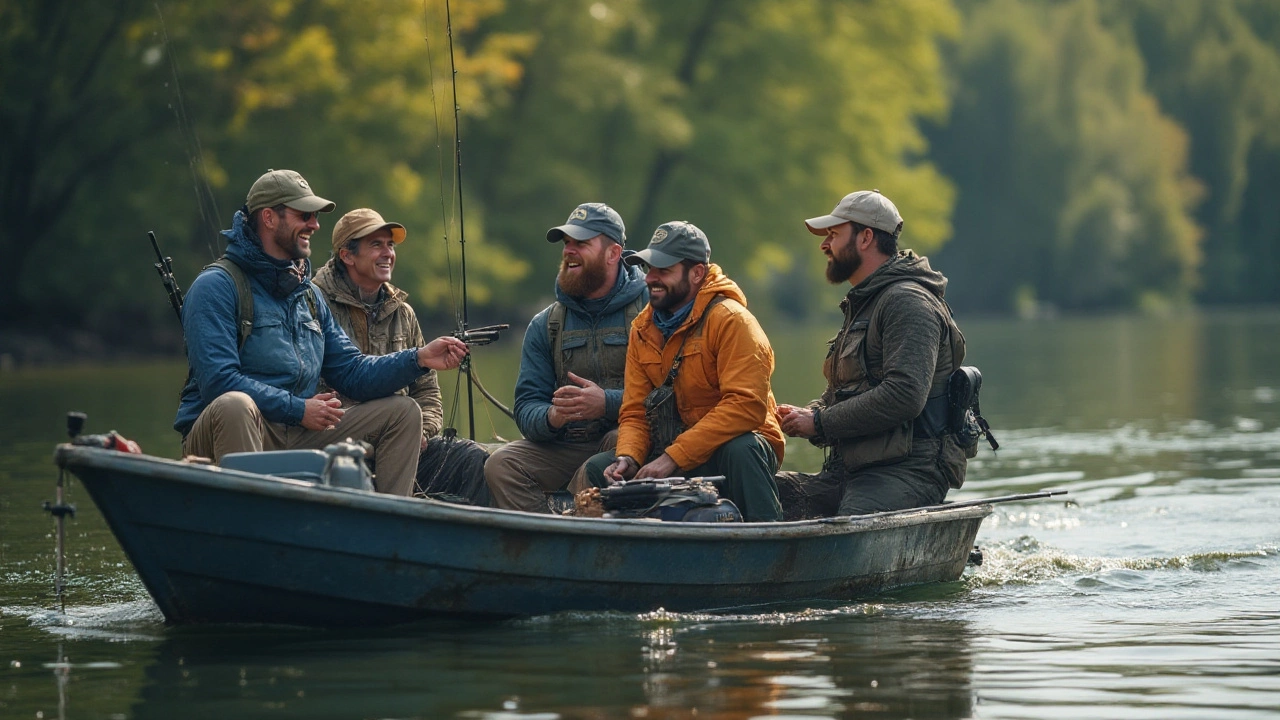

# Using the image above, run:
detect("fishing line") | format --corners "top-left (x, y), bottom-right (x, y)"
top-left (422, 0), bottom-right (463, 329)
top-left (154, 1), bottom-right (222, 260)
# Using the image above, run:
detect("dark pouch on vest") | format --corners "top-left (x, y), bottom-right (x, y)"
top-left (948, 366), bottom-right (999, 456)
top-left (643, 384), bottom-right (685, 463)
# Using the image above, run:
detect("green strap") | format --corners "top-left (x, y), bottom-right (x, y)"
top-left (208, 258), bottom-right (255, 349)
top-left (207, 257), bottom-right (318, 349)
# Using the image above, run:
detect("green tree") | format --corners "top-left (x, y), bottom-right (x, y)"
top-left (929, 0), bottom-right (1202, 313)
top-left (1102, 0), bottom-right (1280, 304)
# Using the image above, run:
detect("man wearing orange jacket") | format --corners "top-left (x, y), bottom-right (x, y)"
top-left (581, 221), bottom-right (785, 521)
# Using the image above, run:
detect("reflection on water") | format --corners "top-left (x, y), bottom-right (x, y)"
top-left (3, 311), bottom-right (1280, 718)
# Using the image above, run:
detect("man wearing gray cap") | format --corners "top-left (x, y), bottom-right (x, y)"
top-left (312, 208), bottom-right (492, 505)
top-left (484, 202), bottom-right (649, 513)
top-left (774, 190), bottom-right (971, 517)
top-left (581, 221), bottom-right (786, 522)
top-left (174, 170), bottom-right (469, 496)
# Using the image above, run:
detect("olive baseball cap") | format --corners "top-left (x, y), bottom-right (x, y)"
top-left (624, 221), bottom-right (711, 269)
top-left (331, 208), bottom-right (406, 253)
top-left (246, 169), bottom-right (337, 215)
top-left (805, 189), bottom-right (903, 237)
top-left (546, 202), bottom-right (627, 247)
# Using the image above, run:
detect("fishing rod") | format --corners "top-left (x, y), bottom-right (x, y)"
top-left (436, 0), bottom-right (508, 439)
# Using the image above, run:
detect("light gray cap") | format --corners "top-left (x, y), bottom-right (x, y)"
top-left (805, 189), bottom-right (903, 237)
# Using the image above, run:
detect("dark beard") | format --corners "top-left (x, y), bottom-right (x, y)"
top-left (273, 224), bottom-right (310, 260)
top-left (650, 272), bottom-right (693, 312)
top-left (825, 244), bottom-right (861, 283)
top-left (557, 255), bottom-right (609, 298)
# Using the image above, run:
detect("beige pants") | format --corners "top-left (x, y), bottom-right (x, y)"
top-left (182, 391), bottom-right (423, 496)
top-left (484, 430), bottom-right (617, 513)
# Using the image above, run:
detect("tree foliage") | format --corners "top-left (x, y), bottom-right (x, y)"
top-left (929, 0), bottom-right (1202, 313)
top-left (2, 0), bottom-right (1279, 351)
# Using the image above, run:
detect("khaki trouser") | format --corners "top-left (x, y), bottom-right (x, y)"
top-left (484, 430), bottom-right (618, 513)
top-left (181, 391), bottom-right (423, 496)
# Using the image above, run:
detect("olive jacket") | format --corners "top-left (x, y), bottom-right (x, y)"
top-left (312, 261), bottom-right (444, 441)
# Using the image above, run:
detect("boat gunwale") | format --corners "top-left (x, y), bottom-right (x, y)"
top-left (56, 444), bottom-right (992, 541)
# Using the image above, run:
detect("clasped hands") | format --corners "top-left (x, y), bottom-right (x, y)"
top-left (776, 403), bottom-right (817, 438)
top-left (602, 452), bottom-right (680, 485)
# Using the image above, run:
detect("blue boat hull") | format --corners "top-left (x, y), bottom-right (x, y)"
top-left (57, 445), bottom-right (991, 625)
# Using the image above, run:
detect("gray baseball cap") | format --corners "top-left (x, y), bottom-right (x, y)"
top-left (624, 221), bottom-right (711, 269)
top-left (546, 202), bottom-right (627, 247)
top-left (805, 189), bottom-right (903, 237)
top-left (246, 169), bottom-right (336, 214)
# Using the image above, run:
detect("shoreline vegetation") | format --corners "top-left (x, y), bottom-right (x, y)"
top-left (7, 303), bottom-right (1280, 372)
top-left (3, 0), bottom-right (1278, 345)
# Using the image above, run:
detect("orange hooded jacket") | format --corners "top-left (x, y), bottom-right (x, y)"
top-left (615, 264), bottom-right (786, 470)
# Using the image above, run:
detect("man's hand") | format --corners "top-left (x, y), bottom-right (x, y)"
top-left (603, 455), bottom-right (639, 484)
top-left (635, 452), bottom-right (679, 479)
top-left (777, 404), bottom-right (817, 438)
top-left (551, 372), bottom-right (607, 423)
top-left (418, 336), bottom-right (469, 370)
top-left (301, 392), bottom-right (345, 431)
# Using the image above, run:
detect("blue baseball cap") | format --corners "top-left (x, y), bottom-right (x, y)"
top-left (546, 202), bottom-right (627, 247)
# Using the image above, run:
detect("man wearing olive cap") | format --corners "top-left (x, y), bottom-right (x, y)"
top-left (484, 202), bottom-right (649, 513)
top-left (174, 170), bottom-right (469, 496)
top-left (580, 221), bottom-right (785, 522)
top-left (774, 190), bottom-right (972, 517)
top-left (312, 208), bottom-right (491, 504)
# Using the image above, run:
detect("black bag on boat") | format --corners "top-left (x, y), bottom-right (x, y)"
top-left (600, 478), bottom-right (742, 522)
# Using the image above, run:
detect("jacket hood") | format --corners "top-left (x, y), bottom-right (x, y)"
top-left (554, 255), bottom-right (648, 316)
top-left (636, 263), bottom-right (745, 335)
top-left (849, 250), bottom-right (947, 304)
top-left (314, 259), bottom-right (408, 322)
top-left (222, 209), bottom-right (313, 300)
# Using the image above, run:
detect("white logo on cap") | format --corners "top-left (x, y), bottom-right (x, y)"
top-left (297, 178), bottom-right (310, 189)
top-left (651, 228), bottom-right (668, 244)
top-left (570, 208), bottom-right (588, 221)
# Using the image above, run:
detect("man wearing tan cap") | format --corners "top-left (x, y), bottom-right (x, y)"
top-left (773, 190), bottom-right (973, 518)
top-left (313, 208), bottom-right (491, 505)
top-left (174, 170), bottom-right (470, 496)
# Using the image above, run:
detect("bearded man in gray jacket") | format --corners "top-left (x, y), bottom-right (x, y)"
top-left (774, 190), bottom-right (971, 518)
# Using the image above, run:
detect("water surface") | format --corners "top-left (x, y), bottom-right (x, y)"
top-left (2, 311), bottom-right (1278, 718)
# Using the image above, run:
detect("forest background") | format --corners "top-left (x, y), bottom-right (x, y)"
top-left (2, 0), bottom-right (1278, 361)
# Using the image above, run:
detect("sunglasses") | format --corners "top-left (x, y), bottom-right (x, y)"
top-left (289, 208), bottom-right (318, 223)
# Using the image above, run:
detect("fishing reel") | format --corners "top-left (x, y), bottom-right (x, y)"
top-left (453, 323), bottom-right (509, 346)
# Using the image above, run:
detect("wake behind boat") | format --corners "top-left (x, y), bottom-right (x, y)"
top-left (52, 442), bottom-right (1061, 626)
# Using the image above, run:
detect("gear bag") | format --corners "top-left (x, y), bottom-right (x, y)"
top-left (642, 296), bottom-right (725, 463)
top-left (599, 477), bottom-right (742, 522)
top-left (948, 366), bottom-right (999, 456)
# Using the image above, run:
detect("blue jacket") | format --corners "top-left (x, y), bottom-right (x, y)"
top-left (174, 211), bottom-right (426, 435)
top-left (513, 262), bottom-right (649, 441)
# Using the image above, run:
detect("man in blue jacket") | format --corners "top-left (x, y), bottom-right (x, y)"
top-left (484, 203), bottom-right (648, 512)
top-left (175, 169), bottom-right (468, 496)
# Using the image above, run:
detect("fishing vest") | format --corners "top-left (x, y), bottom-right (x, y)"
top-left (546, 295), bottom-right (645, 441)
top-left (822, 279), bottom-right (965, 473)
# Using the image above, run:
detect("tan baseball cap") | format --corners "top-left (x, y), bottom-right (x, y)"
top-left (246, 169), bottom-right (336, 214)
top-left (331, 208), bottom-right (406, 253)
top-left (805, 190), bottom-right (903, 237)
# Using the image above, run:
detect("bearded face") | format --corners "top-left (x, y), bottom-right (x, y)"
top-left (825, 240), bottom-right (861, 284)
top-left (557, 237), bottom-right (614, 298)
top-left (647, 263), bottom-right (696, 312)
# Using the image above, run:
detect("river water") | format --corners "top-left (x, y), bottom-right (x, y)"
top-left (2, 310), bottom-right (1278, 719)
